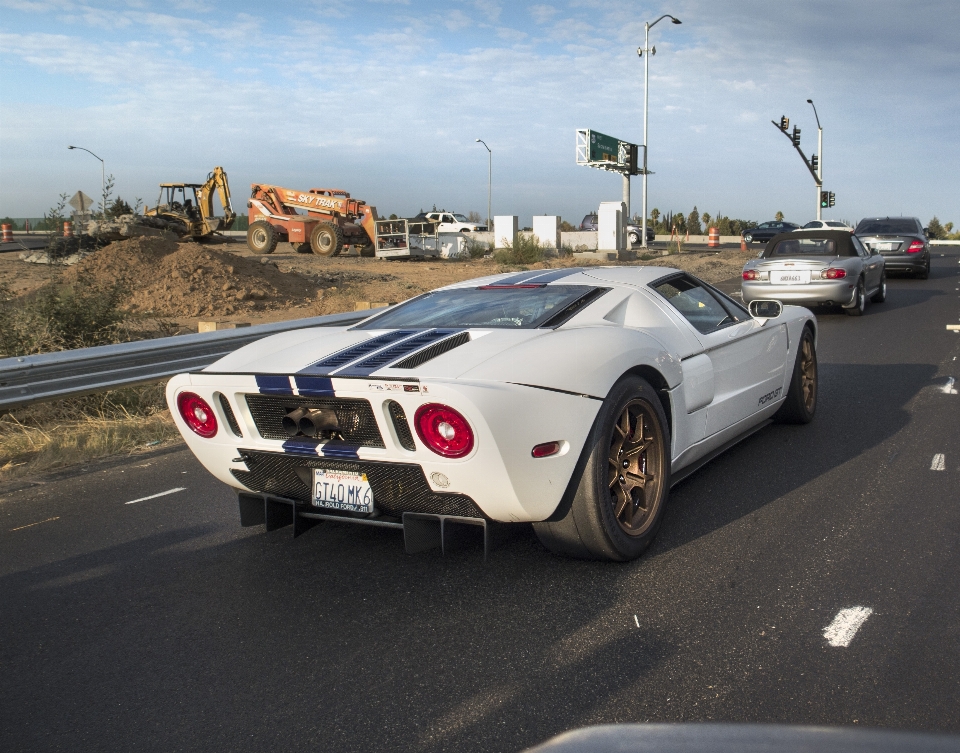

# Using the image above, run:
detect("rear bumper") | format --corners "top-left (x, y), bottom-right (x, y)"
top-left (741, 279), bottom-right (856, 305)
top-left (881, 254), bottom-right (928, 271)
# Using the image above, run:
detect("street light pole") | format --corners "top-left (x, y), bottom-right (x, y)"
top-left (638, 14), bottom-right (681, 250)
top-left (67, 146), bottom-right (105, 212)
top-left (807, 99), bottom-right (823, 220)
top-left (475, 139), bottom-right (492, 230)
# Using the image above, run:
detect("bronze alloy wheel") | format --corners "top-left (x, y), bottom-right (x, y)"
top-left (607, 399), bottom-right (665, 536)
top-left (800, 337), bottom-right (817, 413)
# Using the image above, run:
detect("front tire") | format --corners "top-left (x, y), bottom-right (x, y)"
top-left (845, 278), bottom-right (866, 316)
top-left (533, 376), bottom-right (670, 561)
top-left (247, 221), bottom-right (278, 254)
top-left (744, 234), bottom-right (753, 243)
top-left (310, 222), bottom-right (344, 256)
top-left (774, 326), bottom-right (817, 424)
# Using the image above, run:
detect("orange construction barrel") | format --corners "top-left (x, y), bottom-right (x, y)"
top-left (708, 227), bottom-right (719, 248)
top-left (1, 224), bottom-right (12, 243)
top-left (63, 221), bottom-right (73, 238)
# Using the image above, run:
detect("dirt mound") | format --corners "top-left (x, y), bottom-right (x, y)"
top-left (67, 237), bottom-right (320, 317)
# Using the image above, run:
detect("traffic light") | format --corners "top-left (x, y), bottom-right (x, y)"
top-left (791, 126), bottom-right (801, 147)
top-left (820, 191), bottom-right (829, 208)
top-left (810, 154), bottom-right (819, 171)
top-left (780, 116), bottom-right (789, 131)
top-left (627, 143), bottom-right (639, 175)
top-left (828, 191), bottom-right (835, 207)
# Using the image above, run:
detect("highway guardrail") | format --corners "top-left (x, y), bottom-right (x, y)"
top-left (0, 309), bottom-right (380, 411)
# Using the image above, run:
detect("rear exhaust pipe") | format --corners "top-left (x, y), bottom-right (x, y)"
top-left (281, 407), bottom-right (309, 436)
top-left (298, 408), bottom-right (340, 437)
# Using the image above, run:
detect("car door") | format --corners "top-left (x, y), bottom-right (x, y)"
top-left (651, 274), bottom-right (788, 438)
top-left (852, 235), bottom-right (882, 292)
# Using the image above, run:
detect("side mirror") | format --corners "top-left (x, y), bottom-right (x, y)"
top-left (749, 299), bottom-right (783, 322)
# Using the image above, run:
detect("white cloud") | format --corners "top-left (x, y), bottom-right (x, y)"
top-left (529, 4), bottom-right (558, 24)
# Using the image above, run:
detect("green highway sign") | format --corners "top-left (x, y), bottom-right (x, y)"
top-left (588, 130), bottom-right (621, 163)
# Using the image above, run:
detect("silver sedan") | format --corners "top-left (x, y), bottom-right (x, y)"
top-left (741, 230), bottom-right (886, 316)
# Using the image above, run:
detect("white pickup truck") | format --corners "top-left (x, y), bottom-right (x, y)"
top-left (415, 211), bottom-right (487, 233)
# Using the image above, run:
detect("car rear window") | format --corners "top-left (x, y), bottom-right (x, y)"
top-left (765, 238), bottom-right (841, 257)
top-left (355, 285), bottom-right (599, 329)
top-left (855, 219), bottom-right (918, 235)
top-left (826, 222), bottom-right (848, 228)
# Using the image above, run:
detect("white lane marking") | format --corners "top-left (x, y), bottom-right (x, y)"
top-left (10, 516), bottom-right (59, 532)
top-left (948, 325), bottom-right (960, 331)
top-left (931, 454), bottom-right (946, 471)
top-left (633, 615), bottom-right (640, 628)
top-left (942, 377), bottom-right (958, 394)
top-left (124, 487), bottom-right (187, 505)
top-left (824, 606), bottom-right (873, 647)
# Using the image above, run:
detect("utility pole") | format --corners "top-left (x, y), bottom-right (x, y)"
top-left (771, 104), bottom-right (827, 219)
top-left (638, 14), bottom-right (681, 249)
top-left (807, 99), bottom-right (823, 220)
top-left (475, 139), bottom-right (492, 229)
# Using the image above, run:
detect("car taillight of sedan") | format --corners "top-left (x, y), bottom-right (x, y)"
top-left (742, 270), bottom-right (769, 281)
top-left (820, 268), bottom-right (847, 280)
top-left (906, 240), bottom-right (925, 254)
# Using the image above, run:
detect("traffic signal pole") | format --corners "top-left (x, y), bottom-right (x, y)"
top-left (771, 104), bottom-right (826, 220)
top-left (808, 99), bottom-right (823, 221)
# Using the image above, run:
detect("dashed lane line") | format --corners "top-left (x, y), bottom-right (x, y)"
top-left (931, 454), bottom-right (946, 471)
top-left (942, 377), bottom-right (958, 394)
top-left (124, 487), bottom-right (187, 505)
top-left (824, 607), bottom-right (874, 647)
top-left (9, 516), bottom-right (59, 532)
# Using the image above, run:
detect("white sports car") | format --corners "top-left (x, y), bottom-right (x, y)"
top-left (167, 266), bottom-right (818, 561)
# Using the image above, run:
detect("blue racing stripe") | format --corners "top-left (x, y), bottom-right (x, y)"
top-left (281, 439), bottom-right (321, 456)
top-left (336, 328), bottom-right (461, 376)
top-left (256, 375), bottom-right (294, 395)
top-left (300, 330), bottom-right (417, 374)
top-left (319, 445), bottom-right (361, 459)
top-left (294, 376), bottom-right (335, 396)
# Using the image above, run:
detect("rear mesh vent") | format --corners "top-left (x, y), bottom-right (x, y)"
top-left (387, 400), bottom-right (416, 451)
top-left (394, 332), bottom-right (471, 369)
top-left (218, 393), bottom-right (243, 437)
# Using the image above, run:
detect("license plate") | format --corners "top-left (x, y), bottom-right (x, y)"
top-left (312, 468), bottom-right (373, 513)
top-left (771, 270), bottom-right (810, 285)
top-left (877, 242), bottom-right (897, 251)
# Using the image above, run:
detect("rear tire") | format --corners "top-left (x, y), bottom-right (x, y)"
top-left (870, 272), bottom-right (886, 302)
top-left (774, 327), bottom-right (817, 424)
top-left (845, 278), bottom-right (866, 316)
top-left (628, 231), bottom-right (639, 246)
top-left (247, 221), bottom-right (278, 254)
top-left (533, 376), bottom-right (670, 562)
top-left (310, 222), bottom-right (344, 256)
top-left (918, 262), bottom-right (930, 280)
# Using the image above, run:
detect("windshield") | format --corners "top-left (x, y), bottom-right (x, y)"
top-left (356, 285), bottom-right (595, 329)
top-left (451, 214), bottom-right (469, 222)
top-left (855, 219), bottom-right (917, 235)
top-left (765, 238), bottom-right (839, 257)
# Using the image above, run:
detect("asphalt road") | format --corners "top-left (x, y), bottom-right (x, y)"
top-left (2, 251), bottom-right (959, 752)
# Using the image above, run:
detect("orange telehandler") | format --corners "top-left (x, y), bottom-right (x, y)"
top-left (246, 184), bottom-right (378, 256)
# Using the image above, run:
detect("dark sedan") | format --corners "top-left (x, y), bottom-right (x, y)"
top-left (854, 216), bottom-right (931, 279)
top-left (742, 220), bottom-right (800, 244)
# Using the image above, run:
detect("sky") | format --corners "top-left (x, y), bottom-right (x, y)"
top-left (1, 0), bottom-right (958, 227)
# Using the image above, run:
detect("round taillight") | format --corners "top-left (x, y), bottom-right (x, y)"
top-left (414, 403), bottom-right (474, 458)
top-left (177, 392), bottom-right (218, 438)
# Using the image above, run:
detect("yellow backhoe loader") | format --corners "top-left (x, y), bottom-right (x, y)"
top-left (144, 166), bottom-right (236, 238)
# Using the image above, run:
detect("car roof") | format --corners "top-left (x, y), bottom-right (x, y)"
top-left (440, 266), bottom-right (680, 291)
top-left (764, 229), bottom-right (855, 255)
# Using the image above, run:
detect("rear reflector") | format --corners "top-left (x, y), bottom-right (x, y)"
top-left (821, 268), bottom-right (847, 279)
top-left (907, 240), bottom-right (924, 253)
top-left (531, 441), bottom-right (561, 458)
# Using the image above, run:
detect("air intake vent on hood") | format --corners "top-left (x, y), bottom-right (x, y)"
top-left (394, 331), bottom-right (471, 369)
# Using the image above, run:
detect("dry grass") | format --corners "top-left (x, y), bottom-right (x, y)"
top-left (0, 384), bottom-right (183, 482)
